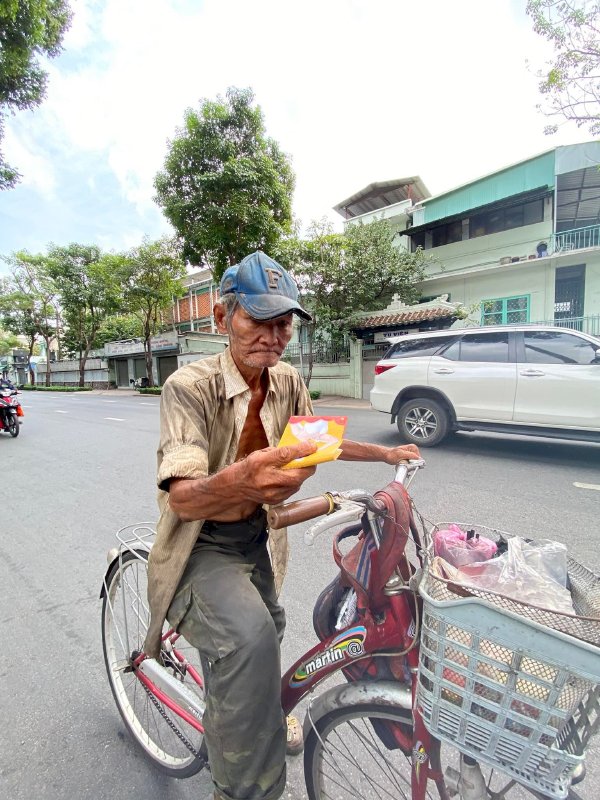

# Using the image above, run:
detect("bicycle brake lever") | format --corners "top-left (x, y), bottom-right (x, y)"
top-left (304, 501), bottom-right (364, 546)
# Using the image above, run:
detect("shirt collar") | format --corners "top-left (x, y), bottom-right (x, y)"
top-left (221, 346), bottom-right (275, 400)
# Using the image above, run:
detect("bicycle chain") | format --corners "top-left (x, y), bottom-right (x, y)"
top-left (139, 673), bottom-right (205, 761)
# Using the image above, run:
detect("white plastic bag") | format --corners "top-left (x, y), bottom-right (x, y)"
top-left (436, 537), bottom-right (575, 615)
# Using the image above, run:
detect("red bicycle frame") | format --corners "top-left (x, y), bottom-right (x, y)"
top-left (132, 461), bottom-right (445, 800)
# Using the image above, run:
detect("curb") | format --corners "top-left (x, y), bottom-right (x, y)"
top-left (312, 396), bottom-right (371, 410)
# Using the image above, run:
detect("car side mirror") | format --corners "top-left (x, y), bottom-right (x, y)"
top-left (593, 349), bottom-right (600, 364)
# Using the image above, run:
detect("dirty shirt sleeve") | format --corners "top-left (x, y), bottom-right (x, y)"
top-left (157, 378), bottom-right (209, 490)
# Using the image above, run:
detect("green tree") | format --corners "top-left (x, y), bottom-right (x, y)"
top-left (0, 326), bottom-right (19, 356)
top-left (94, 313), bottom-right (143, 348)
top-left (118, 237), bottom-right (186, 387)
top-left (0, 0), bottom-right (72, 188)
top-left (0, 251), bottom-right (58, 384)
top-left (154, 86), bottom-right (295, 280)
top-left (276, 218), bottom-right (426, 386)
top-left (527, 0), bottom-right (600, 135)
top-left (47, 243), bottom-right (121, 386)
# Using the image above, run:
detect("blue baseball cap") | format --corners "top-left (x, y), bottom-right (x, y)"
top-left (220, 251), bottom-right (312, 322)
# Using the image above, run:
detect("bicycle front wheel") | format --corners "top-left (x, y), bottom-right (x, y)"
top-left (101, 549), bottom-right (206, 778)
top-left (303, 700), bottom-right (585, 800)
top-left (304, 703), bottom-right (446, 800)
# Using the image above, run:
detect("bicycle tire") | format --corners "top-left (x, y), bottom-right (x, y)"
top-left (303, 701), bottom-right (575, 800)
top-left (101, 549), bottom-right (206, 778)
top-left (304, 703), bottom-right (443, 800)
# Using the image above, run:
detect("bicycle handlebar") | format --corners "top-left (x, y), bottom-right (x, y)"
top-left (267, 493), bottom-right (336, 529)
top-left (268, 459), bottom-right (425, 530)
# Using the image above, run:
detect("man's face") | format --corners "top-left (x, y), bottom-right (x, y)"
top-left (219, 305), bottom-right (294, 371)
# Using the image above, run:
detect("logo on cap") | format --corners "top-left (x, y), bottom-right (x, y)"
top-left (265, 268), bottom-right (282, 290)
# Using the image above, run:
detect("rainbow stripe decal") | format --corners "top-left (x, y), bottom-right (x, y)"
top-left (290, 625), bottom-right (367, 688)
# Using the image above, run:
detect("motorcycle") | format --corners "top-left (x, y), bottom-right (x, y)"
top-left (0, 388), bottom-right (23, 438)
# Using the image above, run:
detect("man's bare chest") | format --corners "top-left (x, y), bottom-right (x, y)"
top-left (235, 389), bottom-right (269, 460)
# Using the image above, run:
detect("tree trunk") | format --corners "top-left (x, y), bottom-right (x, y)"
top-left (45, 338), bottom-right (52, 386)
top-left (145, 338), bottom-right (154, 387)
top-left (28, 341), bottom-right (35, 385)
top-left (305, 328), bottom-right (315, 389)
top-left (79, 346), bottom-right (91, 388)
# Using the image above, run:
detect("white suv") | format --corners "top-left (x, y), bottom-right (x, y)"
top-left (370, 325), bottom-right (600, 447)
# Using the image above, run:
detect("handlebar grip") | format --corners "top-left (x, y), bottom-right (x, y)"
top-left (268, 494), bottom-right (335, 529)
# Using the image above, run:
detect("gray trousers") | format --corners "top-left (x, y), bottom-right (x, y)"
top-left (167, 508), bottom-right (287, 800)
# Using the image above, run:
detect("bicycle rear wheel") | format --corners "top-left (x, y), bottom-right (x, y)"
top-left (101, 549), bottom-right (205, 778)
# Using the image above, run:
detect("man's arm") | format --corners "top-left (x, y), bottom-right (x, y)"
top-left (339, 440), bottom-right (420, 465)
top-left (168, 441), bottom-right (317, 522)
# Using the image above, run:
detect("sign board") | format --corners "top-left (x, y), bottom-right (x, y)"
top-left (105, 332), bottom-right (177, 357)
top-left (374, 330), bottom-right (411, 343)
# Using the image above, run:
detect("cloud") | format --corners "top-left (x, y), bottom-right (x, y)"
top-left (0, 0), bottom-right (595, 262)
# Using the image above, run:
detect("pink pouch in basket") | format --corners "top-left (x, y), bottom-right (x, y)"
top-left (434, 524), bottom-right (498, 568)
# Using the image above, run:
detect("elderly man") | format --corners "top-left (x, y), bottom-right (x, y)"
top-left (145, 251), bottom-right (418, 800)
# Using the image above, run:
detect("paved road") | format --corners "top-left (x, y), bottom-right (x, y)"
top-left (1, 391), bottom-right (599, 800)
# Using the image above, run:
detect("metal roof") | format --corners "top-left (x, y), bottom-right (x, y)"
top-left (333, 177), bottom-right (430, 219)
top-left (556, 166), bottom-right (600, 229)
top-left (422, 151), bottom-right (555, 224)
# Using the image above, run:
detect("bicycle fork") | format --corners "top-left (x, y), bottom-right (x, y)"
top-left (445, 756), bottom-right (489, 800)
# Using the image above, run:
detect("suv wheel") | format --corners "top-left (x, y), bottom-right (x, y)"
top-left (397, 398), bottom-right (449, 447)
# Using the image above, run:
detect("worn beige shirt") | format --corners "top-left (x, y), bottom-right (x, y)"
top-left (144, 347), bottom-right (313, 657)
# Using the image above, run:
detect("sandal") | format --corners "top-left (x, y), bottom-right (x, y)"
top-left (286, 714), bottom-right (304, 756)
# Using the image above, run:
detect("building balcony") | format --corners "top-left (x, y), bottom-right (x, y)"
top-left (551, 224), bottom-right (600, 255)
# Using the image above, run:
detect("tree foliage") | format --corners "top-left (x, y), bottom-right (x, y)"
top-left (154, 86), bottom-right (295, 280)
top-left (0, 326), bottom-right (20, 356)
top-left (527, 0), bottom-right (600, 135)
top-left (46, 243), bottom-right (121, 386)
top-left (118, 237), bottom-right (186, 386)
top-left (0, 0), bottom-right (72, 188)
top-left (0, 251), bottom-right (58, 383)
top-left (94, 313), bottom-right (143, 348)
top-left (275, 218), bottom-right (426, 385)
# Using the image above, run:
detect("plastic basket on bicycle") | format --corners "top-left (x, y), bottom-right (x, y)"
top-left (416, 524), bottom-right (600, 800)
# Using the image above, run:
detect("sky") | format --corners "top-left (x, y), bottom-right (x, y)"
top-left (0, 0), bottom-right (595, 274)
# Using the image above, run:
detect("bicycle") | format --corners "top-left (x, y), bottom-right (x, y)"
top-left (100, 459), bottom-right (600, 799)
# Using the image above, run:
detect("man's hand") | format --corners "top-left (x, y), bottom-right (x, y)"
top-left (381, 443), bottom-right (421, 465)
top-left (239, 441), bottom-right (318, 506)
top-left (169, 441), bottom-right (318, 523)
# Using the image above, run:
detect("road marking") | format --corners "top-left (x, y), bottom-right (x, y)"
top-left (573, 482), bottom-right (600, 492)
top-left (105, 417), bottom-right (125, 421)
top-left (55, 410), bottom-right (68, 414)
top-left (140, 402), bottom-right (159, 406)
top-left (102, 400), bottom-right (117, 403)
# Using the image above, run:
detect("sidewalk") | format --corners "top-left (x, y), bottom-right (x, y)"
top-left (312, 395), bottom-right (371, 409)
top-left (79, 388), bottom-right (372, 408)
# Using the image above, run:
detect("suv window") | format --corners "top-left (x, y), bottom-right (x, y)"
top-left (442, 332), bottom-right (510, 363)
top-left (523, 331), bottom-right (599, 365)
top-left (384, 335), bottom-right (455, 359)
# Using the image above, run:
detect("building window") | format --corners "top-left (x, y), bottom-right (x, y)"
top-left (410, 198), bottom-right (545, 251)
top-left (481, 295), bottom-right (530, 325)
top-left (469, 199), bottom-right (543, 239)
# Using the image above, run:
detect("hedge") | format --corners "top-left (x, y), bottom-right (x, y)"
top-left (21, 385), bottom-right (92, 392)
top-left (138, 387), bottom-right (162, 395)
top-left (137, 387), bottom-right (322, 399)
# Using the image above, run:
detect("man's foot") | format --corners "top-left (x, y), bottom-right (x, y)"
top-left (286, 714), bottom-right (303, 756)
